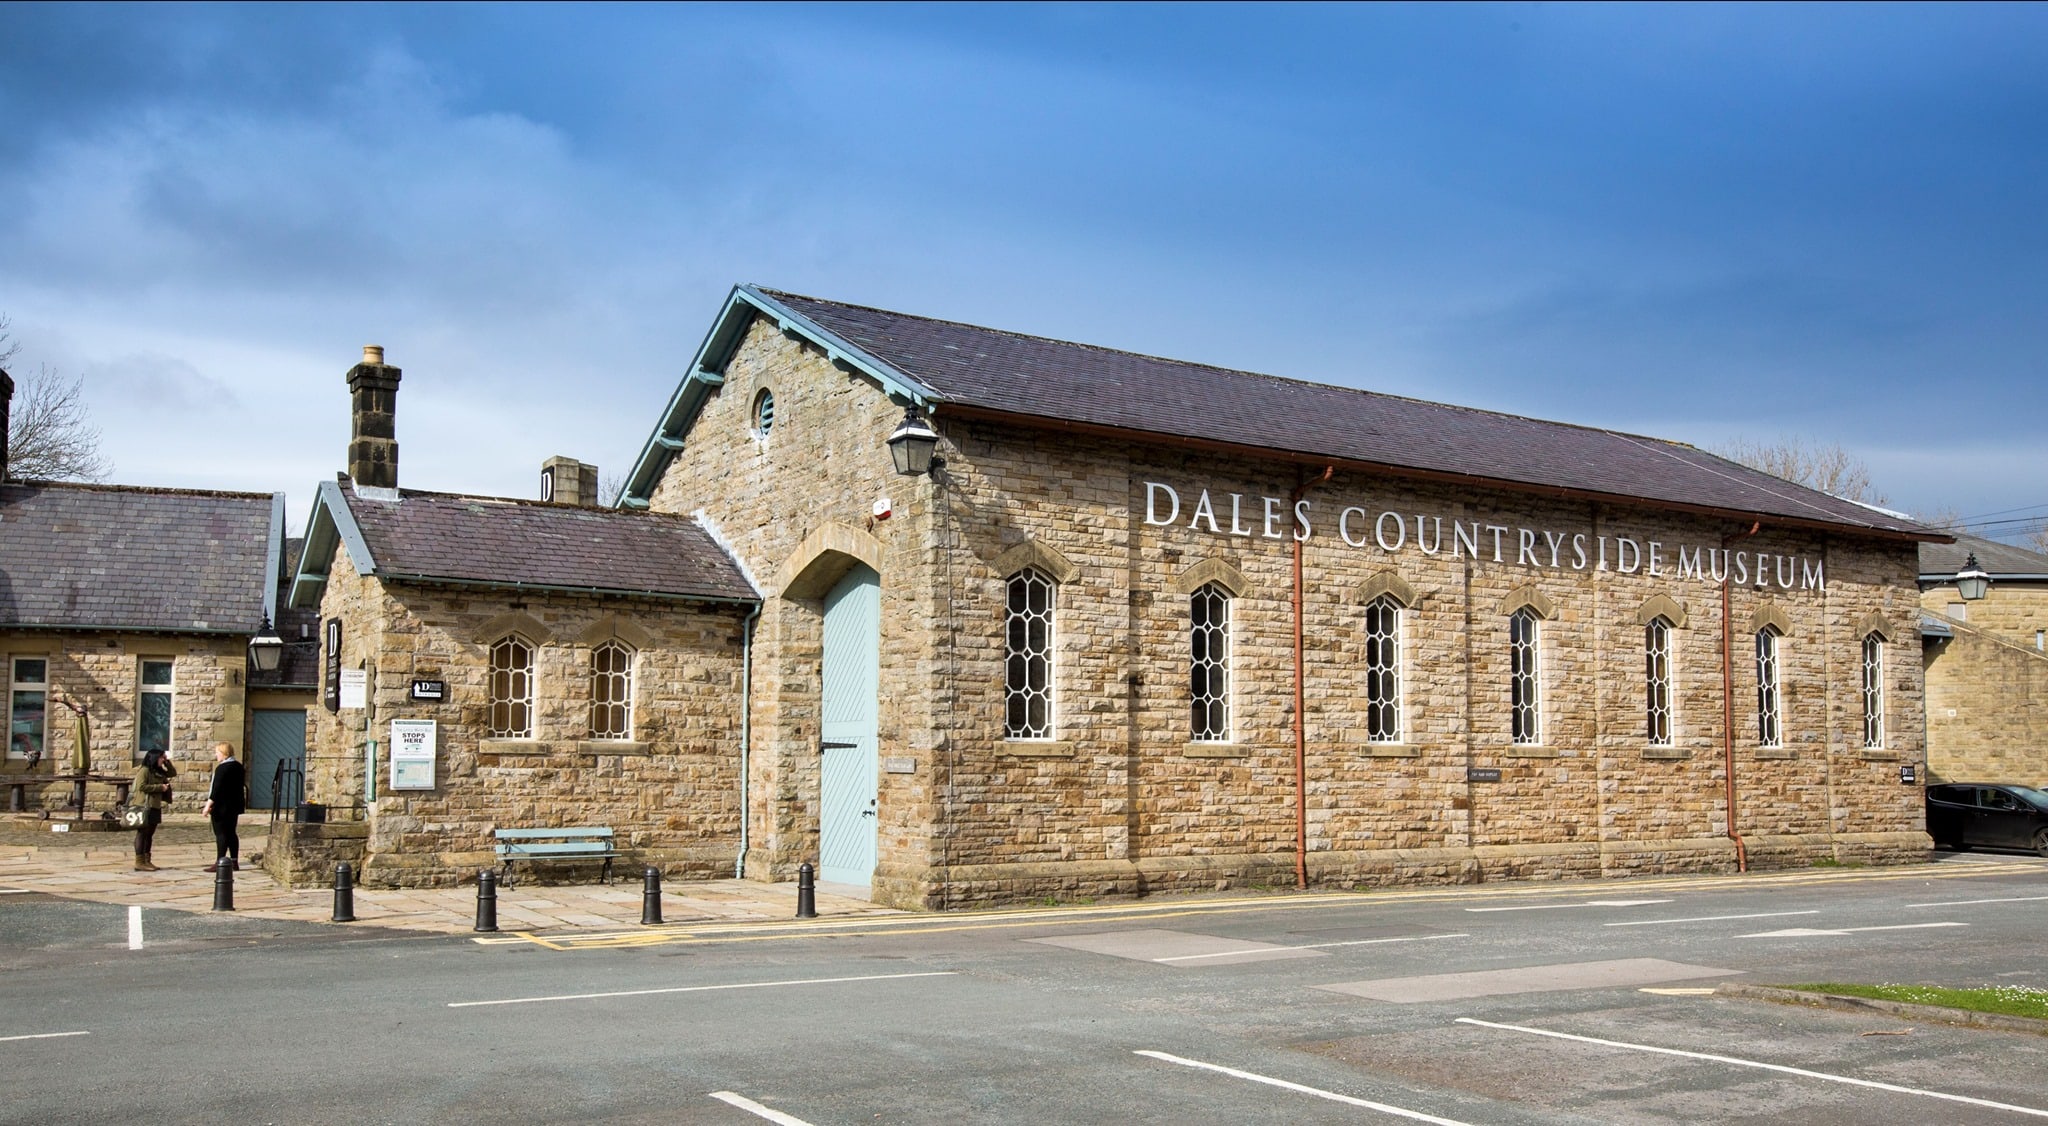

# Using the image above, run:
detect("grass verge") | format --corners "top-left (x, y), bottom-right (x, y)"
top-left (1781, 983), bottom-right (2048, 1021)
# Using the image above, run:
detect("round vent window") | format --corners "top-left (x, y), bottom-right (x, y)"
top-left (752, 389), bottom-right (775, 437)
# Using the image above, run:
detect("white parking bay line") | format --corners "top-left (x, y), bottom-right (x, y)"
top-left (1135, 1051), bottom-right (1476, 1125)
top-left (128, 905), bottom-right (142, 951)
top-left (1465, 899), bottom-right (1672, 913)
top-left (448, 971), bottom-right (956, 1008)
top-left (1457, 1018), bottom-right (2048, 1119)
top-left (1907, 895), bottom-right (2048, 908)
top-left (709, 1090), bottom-right (814, 1125)
top-left (0, 1031), bottom-right (90, 1044)
top-left (1607, 910), bottom-right (1819, 928)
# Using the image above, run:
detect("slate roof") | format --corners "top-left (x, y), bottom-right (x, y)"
top-left (302, 477), bottom-right (756, 603)
top-left (0, 480), bottom-right (280, 633)
top-left (1920, 533), bottom-right (2048, 582)
top-left (746, 288), bottom-right (1940, 540)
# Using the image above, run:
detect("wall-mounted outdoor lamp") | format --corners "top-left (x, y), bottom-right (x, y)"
top-left (248, 616), bottom-right (285, 673)
top-left (1955, 553), bottom-right (1991, 602)
top-left (886, 405), bottom-right (943, 477)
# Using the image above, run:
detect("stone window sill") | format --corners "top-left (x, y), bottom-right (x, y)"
top-left (1858, 748), bottom-right (1899, 761)
top-left (998, 741), bottom-right (1074, 758)
top-left (480, 739), bottom-right (549, 756)
top-left (1184, 742), bottom-right (1250, 758)
top-left (1642, 747), bottom-right (1691, 760)
top-left (576, 741), bottom-right (651, 757)
top-left (1364, 743), bottom-right (1420, 758)
top-left (1504, 746), bottom-right (1558, 759)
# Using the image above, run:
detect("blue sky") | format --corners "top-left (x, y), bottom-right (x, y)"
top-left (3, 3), bottom-right (2044, 539)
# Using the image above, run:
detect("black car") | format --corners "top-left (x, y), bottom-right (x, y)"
top-left (1926, 783), bottom-right (2048, 856)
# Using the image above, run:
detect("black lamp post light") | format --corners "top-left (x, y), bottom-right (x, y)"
top-left (248, 616), bottom-right (285, 673)
top-left (887, 405), bottom-right (944, 477)
top-left (1955, 553), bottom-right (1991, 602)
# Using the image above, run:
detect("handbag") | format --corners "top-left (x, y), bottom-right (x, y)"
top-left (117, 804), bottom-right (149, 830)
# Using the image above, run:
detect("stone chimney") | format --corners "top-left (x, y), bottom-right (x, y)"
top-left (346, 345), bottom-right (402, 490)
top-left (541, 456), bottom-right (600, 506)
top-left (1, 367), bottom-right (13, 482)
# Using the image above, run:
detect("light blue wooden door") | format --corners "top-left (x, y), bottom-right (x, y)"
top-left (249, 709), bottom-right (306, 809)
top-left (819, 564), bottom-right (881, 886)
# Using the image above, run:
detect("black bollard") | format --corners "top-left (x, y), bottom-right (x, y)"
top-left (212, 856), bottom-right (235, 912)
top-left (331, 861), bottom-right (357, 923)
top-left (640, 865), bottom-right (664, 926)
top-left (474, 868), bottom-right (499, 933)
top-left (795, 861), bottom-right (818, 919)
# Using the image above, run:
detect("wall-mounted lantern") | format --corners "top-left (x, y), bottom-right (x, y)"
top-left (248, 616), bottom-right (285, 673)
top-left (1955, 553), bottom-right (1991, 602)
top-left (886, 406), bottom-right (943, 477)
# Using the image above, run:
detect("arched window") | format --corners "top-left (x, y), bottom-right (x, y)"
top-left (489, 635), bottom-right (535, 739)
top-left (1645, 617), bottom-right (1674, 747)
top-left (1189, 583), bottom-right (1231, 742)
top-left (591, 640), bottom-right (635, 740)
top-left (1364, 596), bottom-right (1403, 743)
top-left (1754, 627), bottom-right (1783, 748)
top-left (1510, 608), bottom-right (1541, 745)
top-left (1861, 633), bottom-right (1885, 749)
top-left (1005, 568), bottom-right (1055, 739)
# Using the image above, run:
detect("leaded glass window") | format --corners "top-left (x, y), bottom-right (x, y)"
top-left (136, 659), bottom-right (173, 762)
top-left (1755, 627), bottom-right (1783, 748)
top-left (591, 640), bottom-right (634, 740)
top-left (1005, 568), bottom-right (1055, 739)
top-left (1645, 617), bottom-right (1673, 747)
top-left (1189, 583), bottom-right (1231, 742)
top-left (1861, 633), bottom-right (1885, 749)
top-left (1364, 596), bottom-right (1403, 743)
top-left (8, 658), bottom-right (46, 762)
top-left (1510, 609), bottom-right (1541, 745)
top-left (490, 636), bottom-right (535, 739)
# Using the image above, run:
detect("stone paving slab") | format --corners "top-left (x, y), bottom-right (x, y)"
top-left (0, 824), bottom-right (903, 937)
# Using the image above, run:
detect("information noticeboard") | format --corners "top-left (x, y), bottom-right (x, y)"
top-left (339, 668), bottom-right (367, 710)
top-left (388, 719), bottom-right (437, 791)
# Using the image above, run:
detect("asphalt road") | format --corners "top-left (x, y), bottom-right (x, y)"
top-left (5, 854), bottom-right (2048, 1125)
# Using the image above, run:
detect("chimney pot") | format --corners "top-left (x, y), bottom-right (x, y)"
top-left (363, 345), bottom-right (384, 365)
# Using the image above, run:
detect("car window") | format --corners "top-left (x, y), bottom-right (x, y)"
top-left (1928, 785), bottom-right (1968, 805)
top-left (1982, 788), bottom-right (2021, 811)
top-left (2011, 786), bottom-right (2048, 810)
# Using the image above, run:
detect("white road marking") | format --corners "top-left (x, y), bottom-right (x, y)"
top-left (1135, 1050), bottom-right (1477, 1124)
top-left (1638, 987), bottom-right (1718, 995)
top-left (1607, 910), bottom-right (1819, 927)
top-left (1156, 932), bottom-right (1470, 962)
top-left (1465, 899), bottom-right (1672, 913)
top-left (1457, 1017), bottom-right (2048, 1118)
top-left (447, 970), bottom-right (956, 1008)
top-left (708, 1090), bottom-right (815, 1125)
top-left (1740, 922), bottom-right (1968, 938)
top-left (1906, 895), bottom-right (2048, 908)
top-left (127, 905), bottom-right (142, 950)
top-left (0, 1031), bottom-right (90, 1043)
top-left (0, 888), bottom-right (33, 894)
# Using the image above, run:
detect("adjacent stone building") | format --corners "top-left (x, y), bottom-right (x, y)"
top-left (607, 286), bottom-right (1946, 909)
top-left (1920, 534), bottom-right (2048, 784)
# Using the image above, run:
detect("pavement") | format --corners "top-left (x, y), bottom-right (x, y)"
top-left (0, 813), bottom-right (902, 935)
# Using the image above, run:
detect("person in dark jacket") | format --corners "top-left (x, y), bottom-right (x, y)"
top-left (130, 747), bottom-right (176, 872)
top-left (202, 742), bottom-right (246, 873)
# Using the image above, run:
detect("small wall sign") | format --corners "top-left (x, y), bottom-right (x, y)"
top-left (322, 618), bottom-right (343, 713)
top-left (883, 755), bottom-right (916, 774)
top-left (1467, 767), bottom-right (1503, 783)
top-left (1900, 763), bottom-right (1918, 784)
top-left (338, 668), bottom-right (367, 710)
top-left (409, 679), bottom-right (446, 701)
top-left (389, 719), bottom-right (437, 791)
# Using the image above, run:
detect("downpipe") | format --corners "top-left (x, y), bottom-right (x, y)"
top-left (1721, 520), bottom-right (1760, 873)
top-left (1290, 465), bottom-right (1334, 890)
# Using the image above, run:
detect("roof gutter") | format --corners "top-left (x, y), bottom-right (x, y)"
top-left (371, 571), bottom-right (761, 607)
top-left (937, 404), bottom-right (1950, 546)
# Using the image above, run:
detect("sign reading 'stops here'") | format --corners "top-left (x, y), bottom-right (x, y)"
top-left (1141, 481), bottom-right (1826, 591)
top-left (389, 719), bottom-right (436, 791)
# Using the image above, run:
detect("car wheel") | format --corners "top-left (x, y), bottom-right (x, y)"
top-left (2035, 829), bottom-right (2048, 859)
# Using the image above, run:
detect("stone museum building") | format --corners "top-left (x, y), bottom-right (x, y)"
top-left (284, 287), bottom-right (1947, 908)
top-left (1919, 533), bottom-right (2048, 784)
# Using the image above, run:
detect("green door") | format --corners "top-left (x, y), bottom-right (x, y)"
top-left (249, 709), bottom-right (306, 809)
top-left (819, 565), bottom-right (880, 886)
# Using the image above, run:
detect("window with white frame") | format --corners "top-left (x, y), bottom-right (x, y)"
top-left (1861, 633), bottom-right (1885, 749)
top-left (1364, 596), bottom-right (1404, 743)
top-left (1510, 609), bottom-right (1541, 745)
top-left (1005, 568), bottom-right (1055, 739)
top-left (136, 659), bottom-right (173, 761)
top-left (489, 636), bottom-right (535, 739)
top-left (1754, 627), bottom-right (1783, 748)
top-left (590, 640), bottom-right (635, 740)
top-left (1189, 583), bottom-right (1231, 742)
top-left (8, 658), bottom-right (46, 762)
top-left (1645, 617), bottom-right (1674, 747)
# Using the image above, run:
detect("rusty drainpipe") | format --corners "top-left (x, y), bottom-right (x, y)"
top-left (1720, 520), bottom-right (1761, 873)
top-left (1291, 465), bottom-right (1334, 890)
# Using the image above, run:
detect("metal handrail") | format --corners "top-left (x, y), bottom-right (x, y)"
top-left (269, 757), bottom-right (304, 823)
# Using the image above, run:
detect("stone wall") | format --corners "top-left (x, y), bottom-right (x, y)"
top-left (2, 630), bottom-right (250, 815)
top-left (1923, 600), bottom-right (2048, 784)
top-left (299, 538), bottom-right (752, 887)
top-left (648, 315), bottom-right (1932, 909)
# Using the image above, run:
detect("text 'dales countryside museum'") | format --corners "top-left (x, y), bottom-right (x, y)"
top-left (266, 286), bottom-right (1942, 906)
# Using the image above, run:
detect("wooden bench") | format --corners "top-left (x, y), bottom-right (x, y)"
top-left (493, 827), bottom-right (618, 888)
